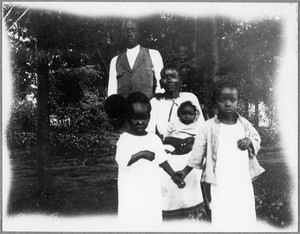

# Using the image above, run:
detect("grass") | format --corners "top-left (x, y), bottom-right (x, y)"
top-left (6, 144), bottom-right (294, 229)
top-left (253, 150), bottom-right (294, 227)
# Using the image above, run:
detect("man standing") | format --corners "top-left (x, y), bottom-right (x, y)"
top-left (107, 19), bottom-right (164, 99)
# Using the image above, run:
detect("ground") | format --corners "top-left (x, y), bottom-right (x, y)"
top-left (6, 144), bottom-right (294, 229)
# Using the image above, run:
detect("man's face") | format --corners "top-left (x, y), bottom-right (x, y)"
top-left (122, 20), bottom-right (139, 49)
top-left (160, 69), bottom-right (180, 93)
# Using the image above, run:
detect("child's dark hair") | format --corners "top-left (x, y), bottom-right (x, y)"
top-left (104, 94), bottom-right (127, 118)
top-left (212, 81), bottom-right (239, 104)
top-left (104, 94), bottom-right (127, 130)
top-left (177, 101), bottom-right (197, 117)
top-left (126, 92), bottom-right (151, 118)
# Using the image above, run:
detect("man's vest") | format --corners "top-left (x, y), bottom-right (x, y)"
top-left (116, 47), bottom-right (156, 99)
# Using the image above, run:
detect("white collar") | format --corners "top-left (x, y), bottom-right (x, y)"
top-left (126, 44), bottom-right (140, 53)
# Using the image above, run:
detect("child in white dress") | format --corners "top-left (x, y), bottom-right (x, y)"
top-left (115, 92), bottom-right (185, 227)
top-left (177, 82), bottom-right (264, 230)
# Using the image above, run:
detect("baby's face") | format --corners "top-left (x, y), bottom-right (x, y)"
top-left (178, 105), bottom-right (196, 125)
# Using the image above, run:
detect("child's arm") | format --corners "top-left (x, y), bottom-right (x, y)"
top-left (164, 136), bottom-right (195, 155)
top-left (237, 138), bottom-right (252, 151)
top-left (177, 126), bottom-right (207, 177)
top-left (159, 161), bottom-right (186, 188)
top-left (238, 119), bottom-right (261, 155)
top-left (127, 150), bottom-right (155, 166)
top-left (176, 165), bottom-right (193, 180)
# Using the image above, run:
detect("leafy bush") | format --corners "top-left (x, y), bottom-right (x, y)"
top-left (7, 86), bottom-right (112, 152)
top-left (258, 126), bottom-right (280, 147)
top-left (50, 131), bottom-right (114, 157)
top-left (8, 99), bottom-right (37, 132)
top-left (6, 100), bottom-right (37, 149)
top-left (68, 90), bottom-right (108, 133)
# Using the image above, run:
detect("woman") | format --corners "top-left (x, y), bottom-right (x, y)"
top-left (147, 66), bottom-right (206, 220)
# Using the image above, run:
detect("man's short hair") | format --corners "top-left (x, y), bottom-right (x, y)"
top-left (121, 18), bottom-right (141, 31)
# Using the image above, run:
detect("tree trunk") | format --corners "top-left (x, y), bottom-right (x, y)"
top-left (254, 99), bottom-right (259, 128)
top-left (203, 17), bottom-right (219, 117)
top-left (244, 98), bottom-right (249, 119)
top-left (36, 51), bottom-right (52, 190)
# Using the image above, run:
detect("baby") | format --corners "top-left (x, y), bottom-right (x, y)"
top-left (164, 101), bottom-right (200, 154)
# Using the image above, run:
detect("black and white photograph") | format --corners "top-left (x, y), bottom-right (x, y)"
top-left (2, 2), bottom-right (298, 232)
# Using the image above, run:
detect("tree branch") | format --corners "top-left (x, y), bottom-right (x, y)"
top-left (3, 5), bottom-right (14, 21)
top-left (8, 7), bottom-right (30, 30)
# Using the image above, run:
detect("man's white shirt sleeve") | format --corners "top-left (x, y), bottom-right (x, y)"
top-left (107, 56), bottom-right (118, 97)
top-left (149, 49), bottom-right (164, 93)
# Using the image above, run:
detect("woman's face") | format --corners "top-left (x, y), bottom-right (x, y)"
top-left (160, 69), bottom-right (180, 93)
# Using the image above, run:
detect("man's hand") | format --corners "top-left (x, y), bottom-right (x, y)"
top-left (237, 138), bottom-right (252, 151)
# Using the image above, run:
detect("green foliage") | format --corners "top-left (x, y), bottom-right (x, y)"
top-left (50, 132), bottom-right (113, 157)
top-left (253, 154), bottom-right (293, 228)
top-left (49, 69), bottom-right (84, 108)
top-left (258, 126), bottom-right (280, 147)
top-left (6, 100), bottom-right (37, 149)
top-left (67, 90), bottom-right (109, 134)
top-left (49, 65), bottom-right (107, 133)
top-left (217, 17), bottom-right (281, 122)
top-left (8, 99), bottom-right (37, 132)
top-left (5, 5), bottom-right (282, 147)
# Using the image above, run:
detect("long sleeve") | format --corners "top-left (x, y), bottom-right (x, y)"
top-left (149, 49), bottom-right (164, 93)
top-left (115, 134), bottom-right (132, 169)
top-left (107, 56), bottom-right (118, 97)
top-left (189, 93), bottom-right (205, 125)
top-left (146, 98), bottom-right (158, 133)
top-left (165, 122), bottom-right (175, 138)
top-left (187, 127), bottom-right (207, 169)
top-left (248, 125), bottom-right (261, 156)
top-left (243, 118), bottom-right (261, 156)
top-left (153, 134), bottom-right (168, 164)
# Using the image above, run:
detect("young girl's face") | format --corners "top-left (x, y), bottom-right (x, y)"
top-left (216, 87), bottom-right (238, 115)
top-left (128, 102), bottom-right (150, 135)
top-left (178, 105), bottom-right (196, 125)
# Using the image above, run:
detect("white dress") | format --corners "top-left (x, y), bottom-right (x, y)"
top-left (147, 93), bottom-right (205, 211)
top-left (211, 122), bottom-right (256, 229)
top-left (115, 132), bottom-right (168, 225)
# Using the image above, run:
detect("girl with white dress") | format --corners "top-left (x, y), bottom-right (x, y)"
top-left (178, 82), bottom-right (264, 230)
top-left (115, 92), bottom-right (185, 227)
